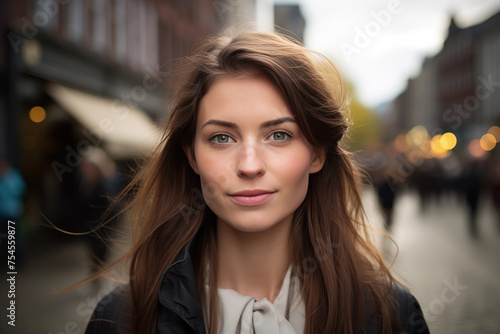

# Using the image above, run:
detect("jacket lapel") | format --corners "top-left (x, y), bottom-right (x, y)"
top-left (157, 242), bottom-right (206, 334)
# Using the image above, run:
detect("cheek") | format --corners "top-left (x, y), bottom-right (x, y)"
top-left (272, 148), bottom-right (313, 205)
top-left (195, 152), bottom-right (234, 202)
top-left (278, 148), bottom-right (313, 183)
top-left (289, 164), bottom-right (311, 196)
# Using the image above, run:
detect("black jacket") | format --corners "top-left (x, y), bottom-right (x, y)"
top-left (85, 243), bottom-right (430, 334)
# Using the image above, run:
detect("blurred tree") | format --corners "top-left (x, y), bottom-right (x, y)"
top-left (310, 56), bottom-right (381, 151)
top-left (344, 83), bottom-right (381, 151)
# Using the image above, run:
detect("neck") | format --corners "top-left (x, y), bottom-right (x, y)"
top-left (216, 218), bottom-right (292, 302)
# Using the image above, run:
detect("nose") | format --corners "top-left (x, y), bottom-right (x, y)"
top-left (236, 144), bottom-right (266, 178)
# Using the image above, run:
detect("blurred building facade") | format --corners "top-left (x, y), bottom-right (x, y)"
top-left (476, 12), bottom-right (500, 129)
top-left (219, 0), bottom-right (274, 33)
top-left (386, 10), bottom-right (500, 152)
top-left (274, 4), bottom-right (305, 43)
top-left (0, 0), bottom-right (221, 162)
top-left (408, 57), bottom-right (439, 135)
top-left (0, 0), bottom-right (224, 232)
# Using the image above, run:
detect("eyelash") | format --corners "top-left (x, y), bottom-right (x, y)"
top-left (209, 130), bottom-right (293, 144)
top-left (210, 133), bottom-right (234, 144)
top-left (268, 130), bottom-right (292, 142)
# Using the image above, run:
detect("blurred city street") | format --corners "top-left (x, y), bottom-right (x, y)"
top-left (0, 188), bottom-right (498, 334)
top-left (1, 1), bottom-right (500, 333)
top-left (365, 188), bottom-right (500, 334)
top-left (0, 222), bottom-right (130, 334)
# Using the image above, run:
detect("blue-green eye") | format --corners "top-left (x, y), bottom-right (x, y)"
top-left (269, 131), bottom-right (291, 141)
top-left (211, 134), bottom-right (233, 144)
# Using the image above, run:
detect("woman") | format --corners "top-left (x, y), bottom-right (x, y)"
top-left (85, 31), bottom-right (429, 334)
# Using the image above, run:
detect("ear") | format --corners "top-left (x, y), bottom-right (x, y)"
top-left (183, 144), bottom-right (199, 175)
top-left (309, 147), bottom-right (326, 174)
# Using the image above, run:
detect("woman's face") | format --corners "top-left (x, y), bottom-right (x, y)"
top-left (186, 74), bottom-right (324, 233)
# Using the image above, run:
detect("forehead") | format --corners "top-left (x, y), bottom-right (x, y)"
top-left (197, 74), bottom-right (292, 126)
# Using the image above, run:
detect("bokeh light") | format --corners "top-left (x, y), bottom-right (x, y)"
top-left (420, 140), bottom-right (434, 159)
top-left (440, 132), bottom-right (457, 150)
top-left (468, 139), bottom-right (486, 158)
top-left (480, 133), bottom-right (496, 151)
top-left (29, 106), bottom-right (46, 123)
top-left (394, 133), bottom-right (410, 152)
top-left (407, 125), bottom-right (429, 146)
top-left (488, 126), bottom-right (500, 142)
top-left (431, 135), bottom-right (447, 156)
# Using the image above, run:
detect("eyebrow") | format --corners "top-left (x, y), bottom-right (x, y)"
top-left (201, 117), bottom-right (296, 130)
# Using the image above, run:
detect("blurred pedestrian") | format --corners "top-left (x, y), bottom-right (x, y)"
top-left (460, 158), bottom-right (484, 238)
top-left (77, 147), bottom-right (120, 276)
top-left (0, 158), bottom-right (27, 266)
top-left (486, 156), bottom-right (500, 234)
top-left (368, 149), bottom-right (398, 232)
top-left (42, 120), bottom-right (81, 232)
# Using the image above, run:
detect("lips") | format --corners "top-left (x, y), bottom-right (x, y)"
top-left (229, 189), bottom-right (276, 206)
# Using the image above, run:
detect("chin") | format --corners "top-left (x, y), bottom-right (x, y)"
top-left (230, 223), bottom-right (276, 233)
top-left (218, 213), bottom-right (291, 234)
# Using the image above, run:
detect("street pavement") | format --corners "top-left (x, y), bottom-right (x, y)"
top-left (1, 225), bottom-right (130, 334)
top-left (1, 189), bottom-right (499, 334)
top-left (389, 191), bottom-right (500, 334)
top-left (363, 188), bottom-right (500, 334)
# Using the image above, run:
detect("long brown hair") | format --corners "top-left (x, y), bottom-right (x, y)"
top-left (110, 31), bottom-right (400, 333)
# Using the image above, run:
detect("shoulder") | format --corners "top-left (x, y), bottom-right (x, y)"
top-left (394, 285), bottom-right (430, 334)
top-left (363, 284), bottom-right (430, 334)
top-left (85, 285), bottom-right (131, 334)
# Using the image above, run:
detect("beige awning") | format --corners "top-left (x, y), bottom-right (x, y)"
top-left (47, 83), bottom-right (162, 159)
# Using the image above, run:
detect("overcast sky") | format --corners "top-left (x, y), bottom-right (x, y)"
top-left (274, 0), bottom-right (500, 108)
